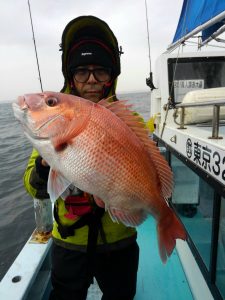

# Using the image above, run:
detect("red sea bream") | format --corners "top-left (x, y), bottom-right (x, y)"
top-left (13, 91), bottom-right (186, 262)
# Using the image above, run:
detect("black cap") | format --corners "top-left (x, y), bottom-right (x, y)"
top-left (67, 40), bottom-right (115, 74)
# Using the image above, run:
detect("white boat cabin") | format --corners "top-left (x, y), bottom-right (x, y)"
top-left (151, 50), bottom-right (225, 300)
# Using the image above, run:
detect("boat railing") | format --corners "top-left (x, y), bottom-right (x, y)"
top-left (175, 99), bottom-right (225, 139)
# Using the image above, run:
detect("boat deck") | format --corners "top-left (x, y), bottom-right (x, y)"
top-left (86, 217), bottom-right (193, 300)
top-left (135, 217), bottom-right (193, 300)
top-left (1, 214), bottom-right (216, 300)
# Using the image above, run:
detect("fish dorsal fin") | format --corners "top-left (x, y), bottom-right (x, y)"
top-left (98, 99), bottom-right (173, 198)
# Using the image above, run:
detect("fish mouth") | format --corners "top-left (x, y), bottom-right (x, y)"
top-left (12, 102), bottom-right (58, 140)
top-left (12, 102), bottom-right (30, 130)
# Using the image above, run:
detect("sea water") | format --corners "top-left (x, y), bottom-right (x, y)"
top-left (0, 91), bottom-right (151, 280)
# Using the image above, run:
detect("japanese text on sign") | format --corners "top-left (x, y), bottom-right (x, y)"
top-left (174, 79), bottom-right (204, 103)
top-left (186, 138), bottom-right (225, 180)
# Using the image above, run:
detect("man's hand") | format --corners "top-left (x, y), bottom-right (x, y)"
top-left (41, 159), bottom-right (49, 167)
top-left (93, 195), bottom-right (105, 208)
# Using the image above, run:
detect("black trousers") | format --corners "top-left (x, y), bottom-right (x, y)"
top-left (49, 241), bottom-right (139, 300)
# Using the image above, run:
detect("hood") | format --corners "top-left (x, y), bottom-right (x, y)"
top-left (60, 15), bottom-right (121, 97)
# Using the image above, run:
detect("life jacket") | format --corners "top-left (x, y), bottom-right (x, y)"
top-left (63, 190), bottom-right (93, 220)
top-left (54, 191), bottom-right (107, 258)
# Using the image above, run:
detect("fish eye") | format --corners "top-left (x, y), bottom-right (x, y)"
top-left (46, 97), bottom-right (58, 107)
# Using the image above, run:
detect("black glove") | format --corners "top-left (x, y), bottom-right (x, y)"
top-left (35, 156), bottom-right (50, 181)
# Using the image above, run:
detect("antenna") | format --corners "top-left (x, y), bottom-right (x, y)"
top-left (145, 0), bottom-right (156, 90)
top-left (27, 0), bottom-right (43, 92)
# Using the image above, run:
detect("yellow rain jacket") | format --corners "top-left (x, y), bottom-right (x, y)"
top-left (23, 16), bottom-right (136, 252)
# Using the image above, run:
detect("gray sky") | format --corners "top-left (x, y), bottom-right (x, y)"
top-left (0, 0), bottom-right (183, 102)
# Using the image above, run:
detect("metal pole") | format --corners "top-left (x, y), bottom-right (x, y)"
top-left (211, 105), bottom-right (220, 139)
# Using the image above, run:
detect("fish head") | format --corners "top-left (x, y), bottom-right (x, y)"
top-left (12, 91), bottom-right (93, 140)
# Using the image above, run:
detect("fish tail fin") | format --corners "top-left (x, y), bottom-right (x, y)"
top-left (157, 208), bottom-right (186, 263)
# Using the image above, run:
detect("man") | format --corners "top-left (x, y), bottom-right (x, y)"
top-left (24, 16), bottom-right (139, 300)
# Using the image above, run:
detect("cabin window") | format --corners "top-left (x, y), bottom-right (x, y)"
top-left (216, 197), bottom-right (225, 298)
top-left (168, 57), bottom-right (225, 104)
top-left (170, 154), bottom-right (214, 270)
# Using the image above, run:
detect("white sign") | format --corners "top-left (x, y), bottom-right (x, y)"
top-left (174, 79), bottom-right (204, 103)
top-left (164, 128), bottom-right (225, 186)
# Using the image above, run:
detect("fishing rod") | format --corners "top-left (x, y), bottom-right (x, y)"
top-left (144, 0), bottom-right (155, 91)
top-left (27, 0), bottom-right (43, 92)
top-left (27, 1), bottom-right (52, 235)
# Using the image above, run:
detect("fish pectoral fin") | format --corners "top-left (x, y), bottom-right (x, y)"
top-left (52, 113), bottom-right (89, 151)
top-left (107, 206), bottom-right (147, 227)
top-left (47, 168), bottom-right (71, 202)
